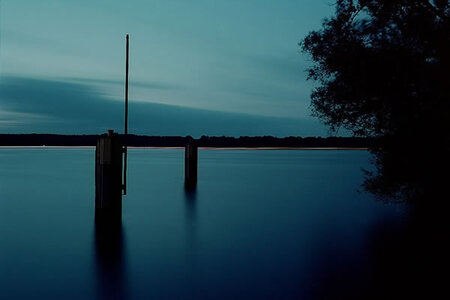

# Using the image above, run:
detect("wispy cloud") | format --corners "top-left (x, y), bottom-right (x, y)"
top-left (63, 77), bottom-right (180, 91)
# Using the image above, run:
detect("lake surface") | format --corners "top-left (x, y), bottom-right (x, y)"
top-left (0, 148), bottom-right (407, 299)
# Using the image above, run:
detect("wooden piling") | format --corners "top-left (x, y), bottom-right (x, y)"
top-left (95, 130), bottom-right (123, 220)
top-left (185, 139), bottom-right (198, 189)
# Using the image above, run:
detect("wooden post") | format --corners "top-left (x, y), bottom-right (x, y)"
top-left (185, 139), bottom-right (198, 190)
top-left (95, 130), bottom-right (123, 220)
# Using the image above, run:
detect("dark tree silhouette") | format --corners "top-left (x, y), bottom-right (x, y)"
top-left (301, 0), bottom-right (450, 202)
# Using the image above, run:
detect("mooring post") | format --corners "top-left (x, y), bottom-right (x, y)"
top-left (95, 130), bottom-right (123, 220)
top-left (185, 138), bottom-right (198, 189)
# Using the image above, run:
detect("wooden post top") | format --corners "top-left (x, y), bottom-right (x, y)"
top-left (186, 136), bottom-right (197, 147)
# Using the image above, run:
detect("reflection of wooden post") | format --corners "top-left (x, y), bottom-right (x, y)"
top-left (95, 130), bottom-right (123, 220)
top-left (185, 139), bottom-right (198, 189)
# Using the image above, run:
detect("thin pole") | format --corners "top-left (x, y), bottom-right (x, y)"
top-left (123, 34), bottom-right (129, 195)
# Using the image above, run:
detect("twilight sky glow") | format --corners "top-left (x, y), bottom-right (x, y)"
top-left (0, 0), bottom-right (337, 137)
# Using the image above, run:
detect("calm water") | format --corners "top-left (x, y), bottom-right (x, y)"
top-left (0, 148), bottom-right (406, 299)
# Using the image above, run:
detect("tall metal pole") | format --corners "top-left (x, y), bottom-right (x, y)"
top-left (123, 34), bottom-right (129, 195)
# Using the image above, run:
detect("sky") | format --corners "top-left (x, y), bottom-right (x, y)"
top-left (0, 0), bottom-right (337, 137)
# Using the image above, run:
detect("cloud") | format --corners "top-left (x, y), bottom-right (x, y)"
top-left (63, 77), bottom-right (179, 91)
top-left (0, 76), bottom-right (328, 137)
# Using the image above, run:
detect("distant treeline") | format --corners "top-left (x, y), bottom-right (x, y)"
top-left (0, 134), bottom-right (372, 148)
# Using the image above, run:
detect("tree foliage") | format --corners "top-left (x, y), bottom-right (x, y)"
top-left (301, 0), bottom-right (450, 202)
top-left (302, 0), bottom-right (449, 136)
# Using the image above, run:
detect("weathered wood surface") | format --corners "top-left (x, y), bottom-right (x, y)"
top-left (185, 140), bottom-right (198, 189)
top-left (95, 130), bottom-right (123, 220)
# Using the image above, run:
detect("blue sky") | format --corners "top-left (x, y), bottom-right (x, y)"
top-left (0, 0), bottom-right (336, 137)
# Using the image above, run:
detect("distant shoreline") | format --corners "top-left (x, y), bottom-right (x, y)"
top-left (0, 134), bottom-right (373, 149)
top-left (0, 146), bottom-right (369, 151)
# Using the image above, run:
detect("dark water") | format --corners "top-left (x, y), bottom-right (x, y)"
top-left (0, 148), bottom-right (407, 299)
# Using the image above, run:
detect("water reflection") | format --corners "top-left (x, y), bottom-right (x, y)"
top-left (184, 187), bottom-right (197, 255)
top-left (183, 187), bottom-right (198, 298)
top-left (94, 215), bottom-right (127, 300)
top-left (308, 204), bottom-right (450, 299)
top-left (184, 187), bottom-right (197, 224)
top-left (363, 137), bottom-right (450, 204)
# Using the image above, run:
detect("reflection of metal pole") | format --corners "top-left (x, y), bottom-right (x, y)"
top-left (123, 34), bottom-right (129, 195)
